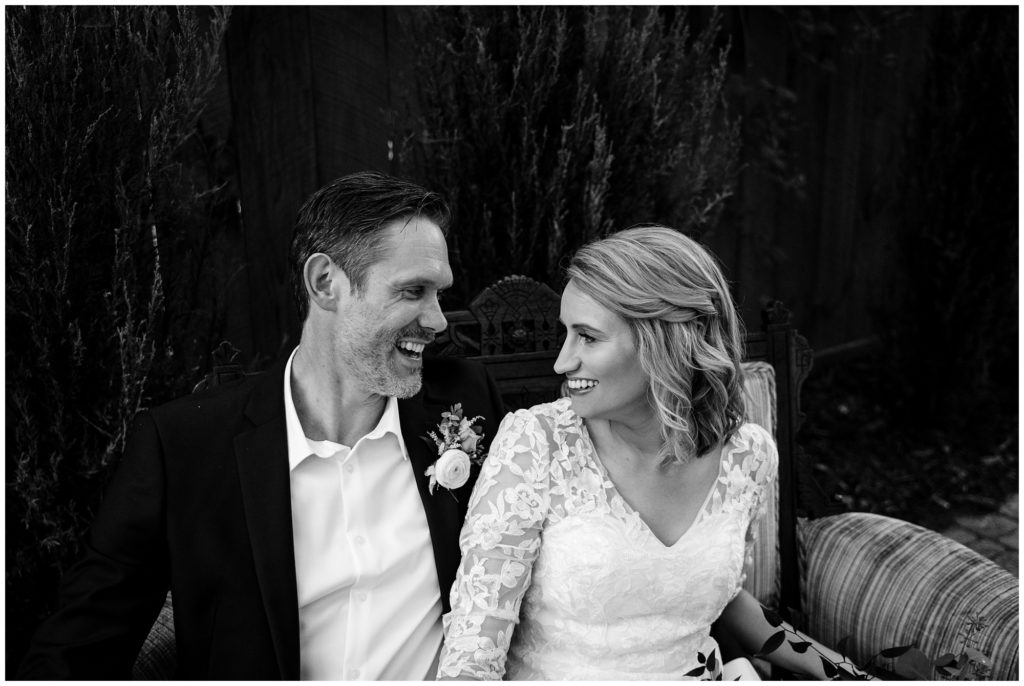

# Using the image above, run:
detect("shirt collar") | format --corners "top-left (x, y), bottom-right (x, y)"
top-left (283, 347), bottom-right (409, 472)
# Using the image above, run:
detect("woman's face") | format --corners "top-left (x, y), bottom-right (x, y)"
top-left (554, 280), bottom-right (650, 423)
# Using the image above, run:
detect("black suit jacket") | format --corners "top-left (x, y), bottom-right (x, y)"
top-left (18, 353), bottom-right (505, 680)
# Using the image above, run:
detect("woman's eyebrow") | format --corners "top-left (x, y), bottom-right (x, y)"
top-left (558, 318), bottom-right (603, 333)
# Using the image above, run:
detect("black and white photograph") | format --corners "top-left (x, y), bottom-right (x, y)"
top-left (6, 5), bottom-right (1018, 681)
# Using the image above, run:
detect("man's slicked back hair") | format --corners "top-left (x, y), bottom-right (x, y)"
top-left (289, 171), bottom-right (451, 321)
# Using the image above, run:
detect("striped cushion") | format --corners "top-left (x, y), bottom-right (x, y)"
top-left (800, 512), bottom-right (1019, 680)
top-left (739, 361), bottom-right (780, 607)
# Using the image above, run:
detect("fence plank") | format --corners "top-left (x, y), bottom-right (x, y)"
top-left (310, 7), bottom-right (393, 180)
top-left (226, 7), bottom-right (318, 362)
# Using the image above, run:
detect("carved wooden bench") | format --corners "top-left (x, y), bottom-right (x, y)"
top-left (136, 275), bottom-right (1018, 679)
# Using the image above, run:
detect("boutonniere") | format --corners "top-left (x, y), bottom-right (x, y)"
top-left (423, 403), bottom-right (487, 495)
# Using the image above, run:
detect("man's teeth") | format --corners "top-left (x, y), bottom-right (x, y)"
top-left (396, 341), bottom-right (425, 356)
top-left (567, 378), bottom-right (598, 390)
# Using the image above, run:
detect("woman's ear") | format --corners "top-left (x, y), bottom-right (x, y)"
top-left (303, 253), bottom-right (350, 313)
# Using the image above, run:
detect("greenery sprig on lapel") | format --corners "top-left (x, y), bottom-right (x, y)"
top-left (423, 403), bottom-right (488, 495)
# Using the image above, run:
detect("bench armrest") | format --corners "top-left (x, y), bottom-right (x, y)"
top-left (799, 512), bottom-right (1018, 680)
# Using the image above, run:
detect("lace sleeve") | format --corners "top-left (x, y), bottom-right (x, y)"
top-left (436, 409), bottom-right (553, 680)
top-left (742, 425), bottom-right (779, 576)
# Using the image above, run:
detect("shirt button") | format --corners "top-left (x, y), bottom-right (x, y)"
top-left (348, 669), bottom-right (360, 679)
top-left (354, 535), bottom-right (365, 545)
top-left (355, 591), bottom-right (367, 602)
top-left (344, 464), bottom-right (354, 474)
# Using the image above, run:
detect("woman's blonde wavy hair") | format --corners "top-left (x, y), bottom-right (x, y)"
top-left (566, 225), bottom-right (746, 464)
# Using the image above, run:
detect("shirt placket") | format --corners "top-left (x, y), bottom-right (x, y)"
top-left (339, 444), bottom-right (369, 679)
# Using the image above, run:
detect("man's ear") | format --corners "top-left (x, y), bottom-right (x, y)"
top-left (303, 253), bottom-right (351, 313)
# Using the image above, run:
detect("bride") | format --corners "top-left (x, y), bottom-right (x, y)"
top-left (436, 226), bottom-right (864, 680)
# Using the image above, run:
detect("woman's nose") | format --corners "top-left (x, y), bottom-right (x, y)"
top-left (553, 337), bottom-right (577, 375)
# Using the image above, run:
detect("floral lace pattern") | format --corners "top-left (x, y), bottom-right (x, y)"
top-left (437, 398), bottom-right (778, 680)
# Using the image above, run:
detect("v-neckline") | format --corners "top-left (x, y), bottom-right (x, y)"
top-left (580, 420), bottom-right (728, 549)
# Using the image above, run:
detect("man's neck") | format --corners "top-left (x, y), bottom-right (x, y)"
top-left (290, 344), bottom-right (387, 446)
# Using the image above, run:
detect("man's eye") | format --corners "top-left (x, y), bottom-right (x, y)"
top-left (403, 288), bottom-right (424, 299)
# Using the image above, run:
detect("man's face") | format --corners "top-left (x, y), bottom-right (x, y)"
top-left (334, 216), bottom-right (453, 398)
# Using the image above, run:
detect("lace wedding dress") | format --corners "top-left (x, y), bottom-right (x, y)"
top-left (436, 398), bottom-right (778, 680)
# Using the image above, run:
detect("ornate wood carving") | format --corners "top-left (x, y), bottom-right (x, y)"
top-left (468, 275), bottom-right (563, 356)
top-left (760, 299), bottom-right (818, 618)
top-left (193, 341), bottom-right (245, 393)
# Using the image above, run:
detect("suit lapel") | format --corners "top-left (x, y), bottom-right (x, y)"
top-left (399, 394), bottom-right (465, 612)
top-left (234, 356), bottom-right (300, 680)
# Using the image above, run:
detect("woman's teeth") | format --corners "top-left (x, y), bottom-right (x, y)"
top-left (396, 341), bottom-right (425, 359)
top-left (566, 378), bottom-right (598, 390)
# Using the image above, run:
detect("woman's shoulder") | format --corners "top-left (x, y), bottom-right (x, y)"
top-left (492, 397), bottom-right (584, 464)
top-left (500, 397), bottom-right (578, 433)
top-left (485, 398), bottom-right (582, 477)
top-left (727, 422), bottom-right (779, 472)
top-left (733, 421), bottom-right (774, 444)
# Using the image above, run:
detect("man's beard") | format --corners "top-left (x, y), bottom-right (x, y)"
top-left (344, 324), bottom-right (430, 398)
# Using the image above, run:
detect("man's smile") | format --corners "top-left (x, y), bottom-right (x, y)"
top-left (395, 340), bottom-right (427, 360)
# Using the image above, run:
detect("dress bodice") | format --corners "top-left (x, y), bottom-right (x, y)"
top-left (437, 398), bottom-right (778, 680)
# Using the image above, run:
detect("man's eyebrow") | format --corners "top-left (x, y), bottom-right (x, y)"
top-left (392, 276), bottom-right (453, 290)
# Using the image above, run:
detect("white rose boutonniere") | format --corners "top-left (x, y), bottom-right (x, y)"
top-left (424, 403), bottom-right (488, 495)
top-left (431, 448), bottom-right (472, 491)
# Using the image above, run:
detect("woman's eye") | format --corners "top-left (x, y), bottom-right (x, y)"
top-left (578, 332), bottom-right (595, 344)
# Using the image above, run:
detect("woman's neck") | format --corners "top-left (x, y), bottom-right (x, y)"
top-left (586, 411), bottom-right (667, 470)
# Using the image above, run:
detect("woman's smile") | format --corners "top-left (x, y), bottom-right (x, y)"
top-left (565, 377), bottom-right (599, 393)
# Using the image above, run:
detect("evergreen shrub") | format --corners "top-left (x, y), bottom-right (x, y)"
top-left (402, 7), bottom-right (740, 303)
top-left (6, 5), bottom-right (233, 661)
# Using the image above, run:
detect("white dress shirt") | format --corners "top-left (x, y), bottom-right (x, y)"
top-left (284, 348), bottom-right (442, 680)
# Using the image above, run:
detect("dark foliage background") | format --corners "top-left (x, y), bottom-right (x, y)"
top-left (806, 8), bottom-right (1018, 529)
top-left (883, 7), bottom-right (1017, 428)
top-left (401, 6), bottom-right (739, 303)
top-left (6, 6), bottom-right (236, 665)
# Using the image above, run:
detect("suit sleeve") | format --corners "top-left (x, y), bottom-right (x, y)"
top-left (18, 410), bottom-right (171, 679)
top-left (480, 362), bottom-right (507, 427)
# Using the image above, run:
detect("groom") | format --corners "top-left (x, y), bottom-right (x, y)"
top-left (18, 172), bottom-right (505, 680)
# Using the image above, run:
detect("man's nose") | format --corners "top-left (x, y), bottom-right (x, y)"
top-left (420, 296), bottom-right (448, 334)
